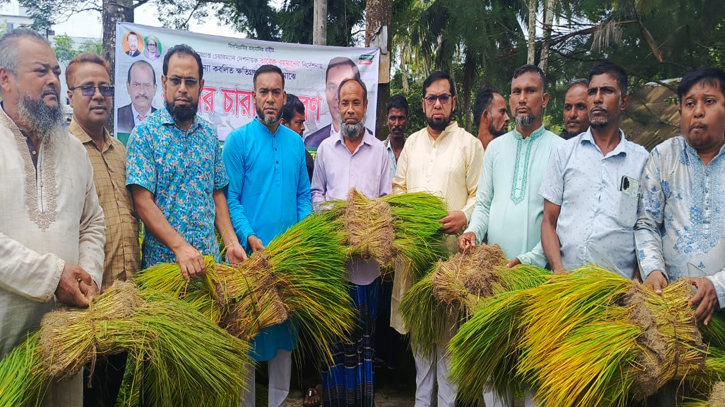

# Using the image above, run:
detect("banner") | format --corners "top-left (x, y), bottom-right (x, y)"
top-left (114, 23), bottom-right (380, 145)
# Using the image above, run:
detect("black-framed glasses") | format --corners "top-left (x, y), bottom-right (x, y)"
top-left (147, 42), bottom-right (158, 47)
top-left (424, 93), bottom-right (452, 105)
top-left (168, 76), bottom-right (199, 88)
top-left (70, 85), bottom-right (114, 97)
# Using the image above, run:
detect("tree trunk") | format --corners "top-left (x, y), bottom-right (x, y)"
top-left (402, 63), bottom-right (410, 93)
top-left (103, 0), bottom-right (133, 135)
top-left (313, 0), bottom-right (327, 45)
top-left (539, 0), bottom-right (556, 73)
top-left (365, 0), bottom-right (392, 140)
top-left (527, 0), bottom-right (537, 65)
top-left (462, 52), bottom-right (476, 133)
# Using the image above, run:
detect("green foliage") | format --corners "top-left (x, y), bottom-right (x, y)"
top-left (52, 34), bottom-right (77, 62)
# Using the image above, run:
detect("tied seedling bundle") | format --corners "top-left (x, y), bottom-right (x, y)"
top-left (400, 245), bottom-right (549, 358)
top-left (451, 267), bottom-right (723, 407)
top-left (137, 210), bottom-right (356, 362)
top-left (326, 190), bottom-right (449, 281)
top-left (0, 281), bottom-right (248, 407)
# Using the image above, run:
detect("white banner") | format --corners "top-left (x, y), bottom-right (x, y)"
top-left (114, 22), bottom-right (380, 145)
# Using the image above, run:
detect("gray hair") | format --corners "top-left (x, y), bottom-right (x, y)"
top-left (0, 29), bottom-right (50, 75)
top-left (564, 78), bottom-right (589, 95)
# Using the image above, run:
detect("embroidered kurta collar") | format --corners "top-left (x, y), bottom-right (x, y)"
top-left (513, 124), bottom-right (545, 142)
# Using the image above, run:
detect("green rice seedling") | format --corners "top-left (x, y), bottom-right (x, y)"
top-left (0, 281), bottom-right (249, 407)
top-left (518, 269), bottom-right (707, 407)
top-left (383, 192), bottom-right (449, 281)
top-left (449, 289), bottom-right (532, 405)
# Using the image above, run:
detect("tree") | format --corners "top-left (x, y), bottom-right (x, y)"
top-left (52, 33), bottom-right (77, 62)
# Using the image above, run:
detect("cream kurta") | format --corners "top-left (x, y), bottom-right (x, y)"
top-left (391, 121), bottom-right (484, 334)
top-left (0, 108), bottom-right (105, 405)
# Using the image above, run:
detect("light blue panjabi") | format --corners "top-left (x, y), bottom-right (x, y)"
top-left (464, 125), bottom-right (562, 266)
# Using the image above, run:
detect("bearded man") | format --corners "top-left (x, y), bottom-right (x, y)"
top-left (222, 64), bottom-right (312, 407)
top-left (0, 28), bottom-right (105, 406)
top-left (126, 44), bottom-right (245, 276)
top-left (311, 77), bottom-right (391, 407)
top-left (392, 71), bottom-right (484, 407)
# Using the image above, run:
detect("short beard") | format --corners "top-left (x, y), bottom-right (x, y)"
top-left (341, 118), bottom-right (365, 141)
top-left (489, 122), bottom-right (508, 138)
top-left (256, 106), bottom-right (282, 126)
top-left (426, 115), bottom-right (451, 132)
top-left (560, 130), bottom-right (579, 140)
top-left (165, 100), bottom-right (198, 124)
top-left (590, 119), bottom-right (609, 129)
top-left (16, 94), bottom-right (63, 146)
top-left (514, 114), bottom-right (536, 128)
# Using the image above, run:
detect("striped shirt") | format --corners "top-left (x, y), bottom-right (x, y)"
top-left (69, 119), bottom-right (140, 290)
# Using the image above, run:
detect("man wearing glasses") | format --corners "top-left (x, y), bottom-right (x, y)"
top-left (66, 52), bottom-right (141, 407)
top-left (117, 60), bottom-right (157, 134)
top-left (391, 71), bottom-right (484, 407)
top-left (126, 44), bottom-right (246, 278)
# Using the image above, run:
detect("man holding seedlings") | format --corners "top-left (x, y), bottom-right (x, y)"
top-left (458, 64), bottom-right (563, 407)
top-left (126, 44), bottom-right (246, 275)
top-left (540, 62), bottom-right (647, 280)
top-left (637, 67), bottom-right (725, 326)
top-left (66, 53), bottom-right (142, 406)
top-left (311, 77), bottom-right (391, 406)
top-left (0, 28), bottom-right (105, 404)
top-left (393, 71), bottom-right (483, 407)
top-left (223, 64), bottom-right (312, 407)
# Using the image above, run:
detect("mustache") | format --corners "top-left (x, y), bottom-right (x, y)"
top-left (42, 88), bottom-right (59, 98)
top-left (590, 107), bottom-right (607, 114)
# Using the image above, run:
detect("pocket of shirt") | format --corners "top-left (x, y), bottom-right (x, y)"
top-left (616, 192), bottom-right (639, 228)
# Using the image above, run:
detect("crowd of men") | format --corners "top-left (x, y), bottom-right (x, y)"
top-left (0, 26), bottom-right (724, 407)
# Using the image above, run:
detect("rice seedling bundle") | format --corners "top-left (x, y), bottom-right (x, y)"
top-left (451, 266), bottom-right (718, 407)
top-left (401, 245), bottom-right (549, 359)
top-left (679, 382), bottom-right (725, 407)
top-left (382, 192), bottom-right (450, 281)
top-left (136, 211), bottom-right (356, 362)
top-left (518, 269), bottom-right (707, 407)
top-left (0, 280), bottom-right (249, 407)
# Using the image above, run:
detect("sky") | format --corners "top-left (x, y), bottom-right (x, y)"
top-left (53, 2), bottom-right (242, 40)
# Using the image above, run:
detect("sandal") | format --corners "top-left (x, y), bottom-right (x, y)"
top-left (303, 388), bottom-right (321, 407)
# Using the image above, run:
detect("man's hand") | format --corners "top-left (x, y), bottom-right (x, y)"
top-left (79, 279), bottom-right (99, 303)
top-left (247, 235), bottom-right (265, 253)
top-left (458, 232), bottom-right (477, 252)
top-left (643, 270), bottom-right (668, 295)
top-left (506, 258), bottom-right (521, 268)
top-left (56, 263), bottom-right (95, 307)
top-left (173, 242), bottom-right (205, 282)
top-left (690, 277), bottom-right (720, 325)
top-left (226, 242), bottom-right (248, 264)
top-left (439, 211), bottom-right (467, 235)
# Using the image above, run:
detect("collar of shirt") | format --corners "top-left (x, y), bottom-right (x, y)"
top-left (158, 106), bottom-right (201, 133)
top-left (130, 103), bottom-right (152, 122)
top-left (682, 135), bottom-right (725, 165)
top-left (426, 121), bottom-right (459, 145)
top-left (68, 119), bottom-right (112, 153)
top-left (333, 125), bottom-right (374, 155)
top-left (580, 127), bottom-right (628, 158)
top-left (513, 124), bottom-right (546, 142)
top-left (251, 117), bottom-right (287, 136)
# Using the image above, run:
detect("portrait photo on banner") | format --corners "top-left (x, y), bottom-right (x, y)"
top-left (113, 23), bottom-right (380, 146)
